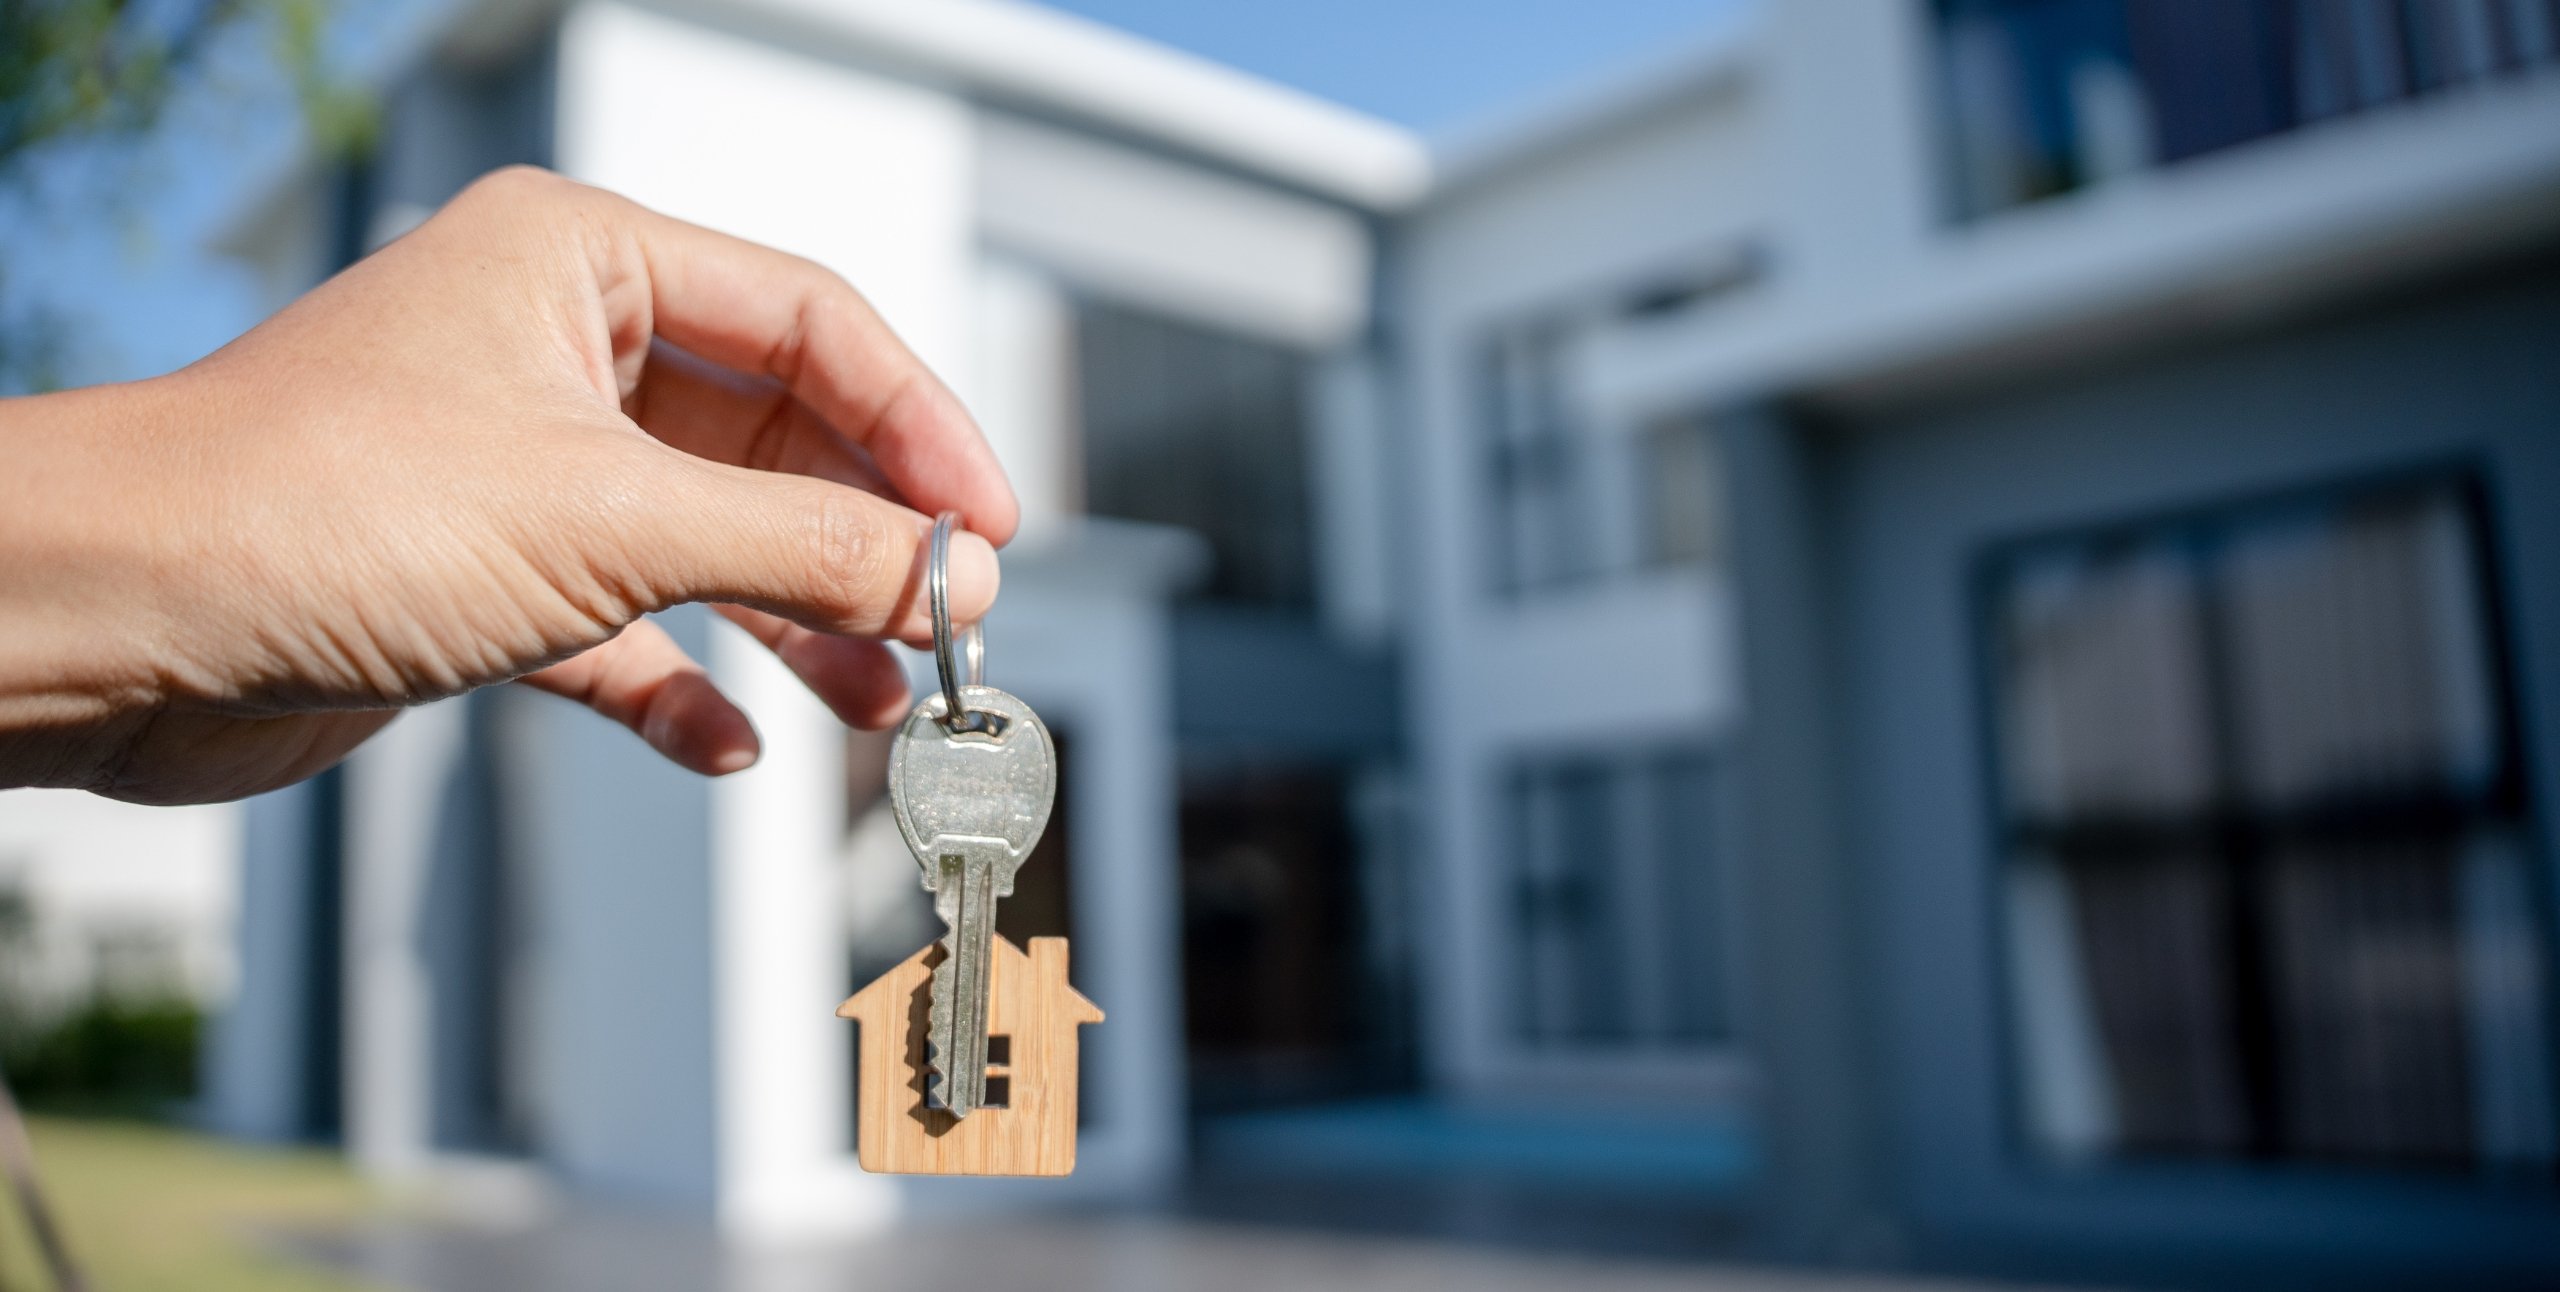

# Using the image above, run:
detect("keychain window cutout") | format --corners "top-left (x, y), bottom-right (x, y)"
top-left (984, 1035), bottom-right (1011, 1108)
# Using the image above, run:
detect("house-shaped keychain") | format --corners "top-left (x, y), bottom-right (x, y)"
top-left (837, 934), bottom-right (1102, 1176)
top-left (847, 513), bottom-right (1100, 1177)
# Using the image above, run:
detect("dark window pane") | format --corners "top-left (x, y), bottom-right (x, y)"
top-left (1933, 0), bottom-right (2560, 216)
top-left (1507, 746), bottom-right (1732, 1048)
top-left (1998, 544), bottom-right (2216, 822)
top-left (2218, 488), bottom-right (2502, 807)
top-left (2261, 836), bottom-right (2476, 1163)
top-left (1179, 766), bottom-right (1412, 1110)
top-left (1076, 302), bottom-right (1315, 607)
top-left (1643, 415), bottom-right (1728, 567)
top-left (1987, 472), bottom-right (2554, 1173)
top-left (2057, 851), bottom-right (2255, 1155)
top-left (2125, 0), bottom-right (2299, 161)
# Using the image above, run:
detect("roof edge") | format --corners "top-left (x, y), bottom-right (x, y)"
top-left (1429, 4), bottom-right (1761, 195)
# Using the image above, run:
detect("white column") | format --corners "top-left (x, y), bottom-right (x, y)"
top-left (557, 0), bottom-right (974, 1235)
top-left (340, 702), bottom-right (467, 1179)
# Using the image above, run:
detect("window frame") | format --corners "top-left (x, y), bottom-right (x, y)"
top-left (1495, 738), bottom-right (1741, 1056)
top-left (1968, 460), bottom-right (2559, 1182)
top-left (1470, 320), bottom-right (1737, 600)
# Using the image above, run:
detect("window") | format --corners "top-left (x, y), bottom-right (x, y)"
top-left (1506, 746), bottom-right (1731, 1047)
top-left (1075, 301), bottom-right (1316, 607)
top-left (1482, 319), bottom-right (1591, 593)
top-left (1985, 473), bottom-right (2555, 1172)
top-left (1477, 315), bottom-right (1732, 595)
top-left (1935, 0), bottom-right (2560, 217)
top-left (1179, 765), bottom-right (1413, 1110)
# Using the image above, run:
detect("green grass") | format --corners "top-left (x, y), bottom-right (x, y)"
top-left (0, 1115), bottom-right (382, 1292)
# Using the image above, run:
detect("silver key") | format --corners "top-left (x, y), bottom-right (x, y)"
top-left (887, 682), bottom-right (1055, 1118)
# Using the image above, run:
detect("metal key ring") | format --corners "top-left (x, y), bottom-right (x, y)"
top-left (927, 511), bottom-right (985, 731)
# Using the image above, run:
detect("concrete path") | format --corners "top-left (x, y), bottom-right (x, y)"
top-left (280, 1210), bottom-right (2088, 1292)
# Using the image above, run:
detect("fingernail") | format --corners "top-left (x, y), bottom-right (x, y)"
top-left (947, 529), bottom-right (1001, 617)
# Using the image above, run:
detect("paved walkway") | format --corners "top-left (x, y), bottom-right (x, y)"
top-left (281, 1211), bottom-right (2084, 1292)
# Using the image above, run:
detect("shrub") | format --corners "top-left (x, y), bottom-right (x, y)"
top-left (3, 997), bottom-right (201, 1118)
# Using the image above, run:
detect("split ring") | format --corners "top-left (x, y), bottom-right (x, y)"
top-left (927, 511), bottom-right (986, 731)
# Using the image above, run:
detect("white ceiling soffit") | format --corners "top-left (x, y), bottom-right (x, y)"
top-left (697, 0), bottom-right (1429, 209)
top-left (978, 112), bottom-right (1375, 349)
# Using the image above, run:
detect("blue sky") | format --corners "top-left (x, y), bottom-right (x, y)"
top-left (12, 0), bottom-right (1746, 387)
top-left (1042, 1), bottom-right (1742, 133)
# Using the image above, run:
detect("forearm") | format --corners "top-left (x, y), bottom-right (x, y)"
top-left (0, 380), bottom-right (181, 790)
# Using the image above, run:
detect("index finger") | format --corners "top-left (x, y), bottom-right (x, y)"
top-left (584, 183), bottom-right (1019, 545)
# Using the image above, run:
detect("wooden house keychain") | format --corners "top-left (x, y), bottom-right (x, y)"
top-left (837, 511), bottom-right (1101, 1176)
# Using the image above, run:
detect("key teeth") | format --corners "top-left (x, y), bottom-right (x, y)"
top-left (926, 948), bottom-right (959, 1115)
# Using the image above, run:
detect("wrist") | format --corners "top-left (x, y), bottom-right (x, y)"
top-left (0, 378), bottom-right (189, 790)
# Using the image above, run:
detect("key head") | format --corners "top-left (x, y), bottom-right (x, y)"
top-left (888, 685), bottom-right (1056, 879)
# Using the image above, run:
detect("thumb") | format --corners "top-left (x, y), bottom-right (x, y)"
top-left (623, 456), bottom-right (1000, 644)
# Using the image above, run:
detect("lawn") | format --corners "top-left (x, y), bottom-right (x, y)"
top-left (0, 1115), bottom-right (380, 1292)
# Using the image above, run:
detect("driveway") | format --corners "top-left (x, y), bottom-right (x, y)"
top-left (282, 1209), bottom-right (2097, 1292)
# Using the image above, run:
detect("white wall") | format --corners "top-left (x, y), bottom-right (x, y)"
top-left (558, 0), bottom-right (994, 1236)
top-left (965, 258), bottom-right (1078, 541)
top-left (341, 703), bottom-right (465, 1182)
top-left (1393, 69), bottom-right (1762, 1106)
top-left (976, 112), bottom-right (1374, 350)
top-left (1590, 6), bottom-right (2560, 420)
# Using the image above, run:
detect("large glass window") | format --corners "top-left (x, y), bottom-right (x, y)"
top-left (1179, 765), bottom-right (1414, 1111)
top-left (1986, 473), bottom-right (2555, 1173)
top-left (1936, 0), bottom-right (2560, 217)
top-left (1075, 301), bottom-right (1316, 608)
top-left (1506, 746), bottom-right (1731, 1047)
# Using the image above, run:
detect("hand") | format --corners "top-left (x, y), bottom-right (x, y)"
top-left (0, 166), bottom-right (1016, 805)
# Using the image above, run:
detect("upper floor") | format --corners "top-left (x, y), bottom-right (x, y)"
top-left (1393, 0), bottom-right (2560, 627)
top-left (212, 0), bottom-right (2560, 668)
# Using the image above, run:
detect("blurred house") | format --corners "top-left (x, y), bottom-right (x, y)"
top-left (1391, 5), bottom-right (2560, 1287)
top-left (195, 0), bottom-right (2560, 1287)
top-left (204, 0), bottom-right (1418, 1239)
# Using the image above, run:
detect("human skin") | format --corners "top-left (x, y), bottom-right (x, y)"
top-left (0, 166), bottom-right (1014, 805)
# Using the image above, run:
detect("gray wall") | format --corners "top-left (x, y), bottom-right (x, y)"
top-left (1815, 264), bottom-right (2560, 1287)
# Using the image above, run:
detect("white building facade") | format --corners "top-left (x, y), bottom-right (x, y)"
top-left (203, 0), bottom-right (1421, 1240)
top-left (167, 0), bottom-right (2560, 1285)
